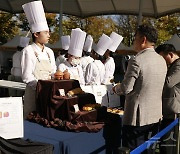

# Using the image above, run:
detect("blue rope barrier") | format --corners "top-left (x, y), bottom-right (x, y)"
top-left (130, 118), bottom-right (179, 154)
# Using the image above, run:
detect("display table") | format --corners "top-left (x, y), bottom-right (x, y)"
top-left (24, 113), bottom-right (122, 154)
top-left (24, 120), bottom-right (106, 154)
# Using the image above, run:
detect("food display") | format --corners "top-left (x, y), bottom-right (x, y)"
top-left (54, 70), bottom-right (64, 80)
top-left (82, 103), bottom-right (101, 111)
top-left (107, 107), bottom-right (124, 115)
top-left (63, 69), bottom-right (70, 80)
top-left (67, 88), bottom-right (85, 97)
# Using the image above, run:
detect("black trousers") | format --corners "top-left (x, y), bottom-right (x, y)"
top-left (122, 122), bottom-right (159, 153)
top-left (159, 118), bottom-right (177, 154)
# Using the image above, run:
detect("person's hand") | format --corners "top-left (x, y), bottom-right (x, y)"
top-left (112, 83), bottom-right (121, 94)
top-left (28, 80), bottom-right (38, 90)
top-left (112, 85), bottom-right (116, 93)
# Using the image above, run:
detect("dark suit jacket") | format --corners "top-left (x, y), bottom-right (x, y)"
top-left (163, 58), bottom-right (180, 119)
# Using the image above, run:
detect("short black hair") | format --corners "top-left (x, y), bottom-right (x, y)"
top-left (155, 44), bottom-right (177, 55)
top-left (32, 32), bottom-right (40, 42)
top-left (83, 51), bottom-right (91, 56)
top-left (136, 24), bottom-right (158, 44)
top-left (17, 46), bottom-right (24, 51)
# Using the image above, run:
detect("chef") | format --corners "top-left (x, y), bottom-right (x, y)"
top-left (80, 35), bottom-right (94, 77)
top-left (85, 34), bottom-right (112, 85)
top-left (55, 35), bottom-right (70, 67)
top-left (8, 36), bottom-right (30, 96)
top-left (102, 32), bottom-right (123, 84)
top-left (58, 28), bottom-right (86, 85)
top-left (21, 1), bottom-right (56, 118)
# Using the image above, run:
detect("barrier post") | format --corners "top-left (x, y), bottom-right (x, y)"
top-left (117, 147), bottom-right (130, 154)
top-left (176, 113), bottom-right (180, 154)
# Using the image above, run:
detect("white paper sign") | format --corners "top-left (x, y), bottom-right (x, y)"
top-left (59, 89), bottom-right (65, 96)
top-left (80, 85), bottom-right (93, 94)
top-left (0, 97), bottom-right (23, 139)
top-left (92, 85), bottom-right (108, 106)
top-left (73, 104), bottom-right (80, 113)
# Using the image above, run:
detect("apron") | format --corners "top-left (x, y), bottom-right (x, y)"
top-left (69, 67), bottom-right (80, 81)
top-left (23, 50), bottom-right (52, 118)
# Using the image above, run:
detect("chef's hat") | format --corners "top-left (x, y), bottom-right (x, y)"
top-left (95, 34), bottom-right (112, 56)
top-left (83, 35), bottom-right (93, 52)
top-left (19, 36), bottom-right (30, 48)
top-left (108, 32), bottom-right (123, 52)
top-left (22, 1), bottom-right (49, 33)
top-left (68, 28), bottom-right (86, 57)
top-left (61, 35), bottom-right (70, 50)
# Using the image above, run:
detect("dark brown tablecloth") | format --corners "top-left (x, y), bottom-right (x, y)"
top-left (36, 79), bottom-right (96, 121)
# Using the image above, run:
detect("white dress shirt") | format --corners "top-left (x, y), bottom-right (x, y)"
top-left (11, 50), bottom-right (22, 77)
top-left (102, 57), bottom-right (115, 84)
top-left (85, 60), bottom-right (105, 85)
top-left (21, 43), bottom-right (56, 84)
top-left (80, 56), bottom-right (94, 77)
top-left (58, 60), bottom-right (85, 85)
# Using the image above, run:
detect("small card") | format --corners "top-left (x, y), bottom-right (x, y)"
top-left (73, 104), bottom-right (79, 113)
top-left (59, 89), bottom-right (65, 96)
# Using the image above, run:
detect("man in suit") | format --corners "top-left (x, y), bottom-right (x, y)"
top-left (156, 44), bottom-right (180, 154)
top-left (113, 25), bottom-right (167, 151)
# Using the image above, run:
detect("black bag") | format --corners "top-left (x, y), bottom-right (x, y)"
top-left (0, 137), bottom-right (53, 154)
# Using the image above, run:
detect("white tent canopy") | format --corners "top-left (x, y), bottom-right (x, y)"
top-left (0, 0), bottom-right (179, 18)
top-left (165, 34), bottom-right (180, 51)
top-left (2, 35), bottom-right (21, 49)
top-left (0, 0), bottom-right (179, 36)
top-left (117, 43), bottom-right (133, 51)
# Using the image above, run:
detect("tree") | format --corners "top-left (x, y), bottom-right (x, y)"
top-left (61, 15), bottom-right (116, 43)
top-left (114, 13), bottom-right (180, 46)
top-left (0, 12), bottom-right (18, 44)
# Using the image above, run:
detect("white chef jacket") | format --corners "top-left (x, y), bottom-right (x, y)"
top-left (58, 60), bottom-right (85, 85)
top-left (80, 56), bottom-right (94, 77)
top-left (85, 60), bottom-right (105, 85)
top-left (55, 55), bottom-right (66, 67)
top-left (21, 43), bottom-right (56, 84)
top-left (102, 57), bottom-right (115, 84)
top-left (11, 50), bottom-right (22, 77)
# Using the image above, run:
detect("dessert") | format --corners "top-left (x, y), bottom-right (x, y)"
top-left (67, 88), bottom-right (85, 97)
top-left (63, 69), bottom-right (70, 80)
top-left (82, 103), bottom-right (101, 111)
top-left (107, 107), bottom-right (124, 115)
top-left (54, 70), bottom-right (64, 80)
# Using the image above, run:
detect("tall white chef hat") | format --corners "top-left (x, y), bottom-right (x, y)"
top-left (22, 1), bottom-right (49, 33)
top-left (108, 32), bottom-right (123, 52)
top-left (95, 34), bottom-right (112, 56)
top-left (83, 35), bottom-right (93, 52)
top-left (68, 28), bottom-right (86, 57)
top-left (19, 36), bottom-right (30, 48)
top-left (61, 35), bottom-right (70, 50)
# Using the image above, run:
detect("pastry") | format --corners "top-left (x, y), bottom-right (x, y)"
top-left (54, 70), bottom-right (64, 80)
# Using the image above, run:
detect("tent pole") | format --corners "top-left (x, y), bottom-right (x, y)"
top-left (59, 0), bottom-right (63, 37)
top-left (138, 0), bottom-right (143, 26)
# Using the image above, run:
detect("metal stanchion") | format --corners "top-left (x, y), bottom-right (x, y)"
top-left (176, 113), bottom-right (180, 154)
top-left (117, 147), bottom-right (130, 154)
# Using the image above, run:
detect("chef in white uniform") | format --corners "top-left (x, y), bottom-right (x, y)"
top-left (21, 1), bottom-right (56, 118)
top-left (55, 35), bottom-right (70, 67)
top-left (8, 36), bottom-right (30, 97)
top-left (58, 28), bottom-right (86, 85)
top-left (85, 34), bottom-right (112, 85)
top-left (80, 35), bottom-right (94, 77)
top-left (102, 32), bottom-right (123, 84)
